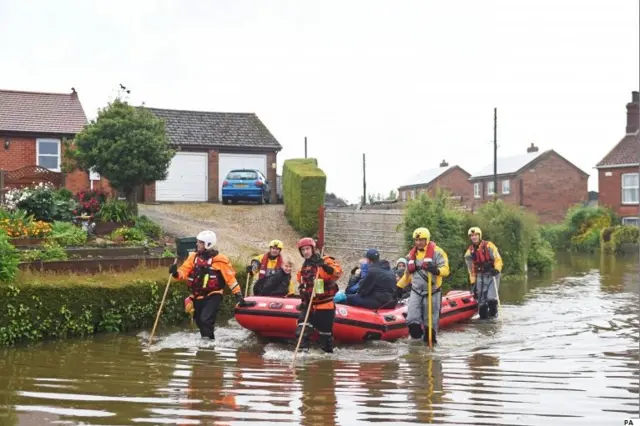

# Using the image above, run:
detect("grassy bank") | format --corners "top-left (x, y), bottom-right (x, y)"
top-left (0, 264), bottom-right (249, 347)
top-left (402, 192), bottom-right (555, 291)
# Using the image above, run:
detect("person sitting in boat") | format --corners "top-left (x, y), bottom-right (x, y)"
top-left (295, 237), bottom-right (343, 353)
top-left (464, 227), bottom-right (503, 319)
top-left (342, 249), bottom-right (396, 310)
top-left (345, 258), bottom-right (369, 295)
top-left (169, 230), bottom-right (247, 340)
top-left (394, 257), bottom-right (411, 299)
top-left (246, 240), bottom-right (284, 293)
top-left (253, 256), bottom-right (297, 297)
top-left (395, 227), bottom-right (450, 345)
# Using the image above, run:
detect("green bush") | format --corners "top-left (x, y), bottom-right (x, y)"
top-left (0, 264), bottom-right (249, 347)
top-left (111, 226), bottom-right (147, 242)
top-left (0, 229), bottom-right (19, 283)
top-left (97, 199), bottom-right (134, 223)
top-left (526, 229), bottom-right (555, 274)
top-left (539, 223), bottom-right (570, 251)
top-left (601, 225), bottom-right (640, 254)
top-left (283, 158), bottom-right (326, 236)
top-left (134, 215), bottom-right (163, 239)
top-left (47, 221), bottom-right (88, 247)
top-left (20, 241), bottom-right (69, 262)
top-left (561, 205), bottom-right (617, 252)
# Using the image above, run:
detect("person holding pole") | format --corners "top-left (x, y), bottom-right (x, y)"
top-left (395, 227), bottom-right (450, 346)
top-left (169, 230), bottom-right (247, 340)
top-left (295, 237), bottom-right (343, 353)
top-left (464, 227), bottom-right (503, 319)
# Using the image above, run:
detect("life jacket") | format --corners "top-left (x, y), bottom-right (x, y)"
top-left (406, 241), bottom-right (436, 273)
top-left (259, 253), bottom-right (282, 280)
top-left (187, 254), bottom-right (224, 297)
top-left (468, 240), bottom-right (493, 272)
top-left (299, 256), bottom-right (339, 305)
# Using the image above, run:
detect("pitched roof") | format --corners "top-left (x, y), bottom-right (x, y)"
top-left (595, 132), bottom-right (639, 168)
top-left (398, 165), bottom-right (469, 189)
top-left (0, 89), bottom-right (87, 135)
top-left (146, 107), bottom-right (282, 150)
top-left (470, 150), bottom-right (547, 179)
top-left (470, 149), bottom-right (588, 179)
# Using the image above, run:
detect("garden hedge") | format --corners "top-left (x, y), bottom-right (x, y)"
top-left (0, 265), bottom-right (249, 347)
top-left (601, 225), bottom-right (640, 254)
top-left (283, 158), bottom-right (326, 236)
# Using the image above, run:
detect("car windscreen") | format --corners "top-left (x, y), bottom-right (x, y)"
top-left (226, 171), bottom-right (258, 180)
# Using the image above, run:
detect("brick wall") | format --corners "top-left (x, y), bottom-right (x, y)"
top-left (430, 167), bottom-right (473, 203)
top-left (0, 134), bottom-right (112, 195)
top-left (470, 175), bottom-right (521, 210)
top-left (520, 152), bottom-right (588, 223)
top-left (208, 149), bottom-right (218, 202)
top-left (598, 166), bottom-right (639, 218)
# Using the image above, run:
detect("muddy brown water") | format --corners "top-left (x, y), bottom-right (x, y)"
top-left (0, 253), bottom-right (638, 425)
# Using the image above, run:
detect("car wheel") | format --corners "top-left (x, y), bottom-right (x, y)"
top-left (258, 193), bottom-right (264, 205)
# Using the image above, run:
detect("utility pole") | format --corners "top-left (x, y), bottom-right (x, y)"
top-left (493, 107), bottom-right (498, 200)
top-left (362, 153), bottom-right (367, 206)
top-left (304, 136), bottom-right (307, 158)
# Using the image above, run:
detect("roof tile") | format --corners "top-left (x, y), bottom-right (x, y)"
top-left (146, 107), bottom-right (282, 150)
top-left (0, 89), bottom-right (87, 134)
top-left (595, 133), bottom-right (639, 167)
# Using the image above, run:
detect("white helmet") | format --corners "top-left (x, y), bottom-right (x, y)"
top-left (196, 230), bottom-right (217, 250)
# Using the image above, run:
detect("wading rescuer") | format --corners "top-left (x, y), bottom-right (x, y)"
top-left (247, 240), bottom-right (284, 290)
top-left (464, 227), bottom-right (503, 319)
top-left (295, 237), bottom-right (343, 353)
top-left (395, 227), bottom-right (450, 345)
top-left (170, 230), bottom-right (247, 339)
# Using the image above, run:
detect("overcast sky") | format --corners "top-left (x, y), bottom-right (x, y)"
top-left (1, 0), bottom-right (637, 203)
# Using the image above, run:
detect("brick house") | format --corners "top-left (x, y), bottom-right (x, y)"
top-left (468, 143), bottom-right (589, 223)
top-left (595, 91), bottom-right (639, 226)
top-left (398, 160), bottom-right (472, 203)
top-left (0, 88), bottom-right (112, 194)
top-left (143, 107), bottom-right (282, 203)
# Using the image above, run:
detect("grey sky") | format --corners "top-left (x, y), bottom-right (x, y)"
top-left (1, 0), bottom-right (637, 203)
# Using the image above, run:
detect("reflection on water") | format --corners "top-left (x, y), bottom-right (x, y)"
top-left (0, 254), bottom-right (637, 425)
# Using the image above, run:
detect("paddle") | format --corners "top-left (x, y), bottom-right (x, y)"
top-left (427, 265), bottom-right (433, 348)
top-left (492, 276), bottom-right (502, 322)
top-left (149, 258), bottom-right (178, 346)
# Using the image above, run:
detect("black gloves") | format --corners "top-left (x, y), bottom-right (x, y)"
top-left (308, 255), bottom-right (324, 266)
top-left (169, 263), bottom-right (179, 278)
top-left (483, 262), bottom-right (492, 273)
top-left (296, 302), bottom-right (308, 312)
top-left (235, 293), bottom-right (248, 307)
top-left (394, 286), bottom-right (404, 300)
top-left (320, 264), bottom-right (335, 275)
top-left (490, 268), bottom-right (500, 276)
top-left (426, 264), bottom-right (440, 276)
top-left (246, 265), bottom-right (253, 274)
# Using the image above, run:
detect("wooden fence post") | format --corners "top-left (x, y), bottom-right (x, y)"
top-left (317, 205), bottom-right (325, 251)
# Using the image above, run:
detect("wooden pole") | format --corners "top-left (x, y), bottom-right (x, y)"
top-left (493, 108), bottom-right (498, 200)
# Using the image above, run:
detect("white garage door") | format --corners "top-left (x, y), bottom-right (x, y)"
top-left (218, 153), bottom-right (267, 200)
top-left (156, 152), bottom-right (208, 202)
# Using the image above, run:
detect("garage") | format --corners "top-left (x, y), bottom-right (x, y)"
top-left (218, 153), bottom-right (267, 199)
top-left (156, 152), bottom-right (208, 202)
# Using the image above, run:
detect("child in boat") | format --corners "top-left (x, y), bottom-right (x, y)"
top-left (253, 256), bottom-right (297, 297)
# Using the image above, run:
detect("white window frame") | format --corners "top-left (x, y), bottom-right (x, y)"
top-left (622, 217), bottom-right (640, 227)
top-left (487, 181), bottom-right (495, 196)
top-left (474, 182), bottom-right (481, 199)
top-left (401, 191), bottom-right (407, 202)
top-left (502, 179), bottom-right (511, 194)
top-left (36, 138), bottom-right (61, 172)
top-left (621, 173), bottom-right (639, 205)
top-left (411, 189), bottom-right (416, 199)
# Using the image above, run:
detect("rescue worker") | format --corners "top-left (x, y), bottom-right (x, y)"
top-left (464, 227), bottom-right (503, 319)
top-left (395, 227), bottom-right (450, 344)
top-left (295, 237), bottom-right (343, 353)
top-left (254, 256), bottom-right (297, 297)
top-left (169, 230), bottom-right (246, 340)
top-left (344, 249), bottom-right (396, 309)
top-left (246, 240), bottom-right (284, 294)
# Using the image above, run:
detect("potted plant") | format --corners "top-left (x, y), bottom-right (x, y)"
top-left (93, 199), bottom-right (135, 235)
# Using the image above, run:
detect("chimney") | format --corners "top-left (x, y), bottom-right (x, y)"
top-left (70, 87), bottom-right (77, 98)
top-left (439, 159), bottom-right (449, 167)
top-left (626, 90), bottom-right (639, 134)
top-left (526, 142), bottom-right (539, 153)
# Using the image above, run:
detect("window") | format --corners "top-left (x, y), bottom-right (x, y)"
top-left (36, 138), bottom-right (61, 171)
top-left (474, 182), bottom-right (481, 198)
top-left (487, 181), bottom-right (495, 195)
top-left (401, 191), bottom-right (407, 202)
top-left (411, 189), bottom-right (416, 199)
top-left (502, 179), bottom-right (511, 194)
top-left (226, 170), bottom-right (258, 180)
top-left (622, 173), bottom-right (639, 204)
top-left (622, 217), bottom-right (640, 227)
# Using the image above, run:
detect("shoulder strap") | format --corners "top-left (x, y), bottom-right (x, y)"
top-left (425, 241), bottom-right (436, 260)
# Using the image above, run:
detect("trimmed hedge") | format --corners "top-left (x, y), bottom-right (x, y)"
top-left (601, 225), bottom-right (640, 254)
top-left (283, 158), bottom-right (326, 236)
top-left (0, 265), bottom-right (249, 346)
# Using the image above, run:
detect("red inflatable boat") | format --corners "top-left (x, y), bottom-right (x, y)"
top-left (234, 290), bottom-right (477, 344)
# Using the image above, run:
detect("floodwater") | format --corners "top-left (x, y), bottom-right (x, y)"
top-left (0, 253), bottom-right (638, 426)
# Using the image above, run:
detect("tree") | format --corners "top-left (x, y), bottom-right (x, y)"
top-left (64, 98), bottom-right (175, 214)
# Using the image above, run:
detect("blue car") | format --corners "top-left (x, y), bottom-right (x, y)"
top-left (221, 169), bottom-right (271, 205)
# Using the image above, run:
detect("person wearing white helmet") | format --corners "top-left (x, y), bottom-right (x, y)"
top-left (169, 230), bottom-right (246, 339)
